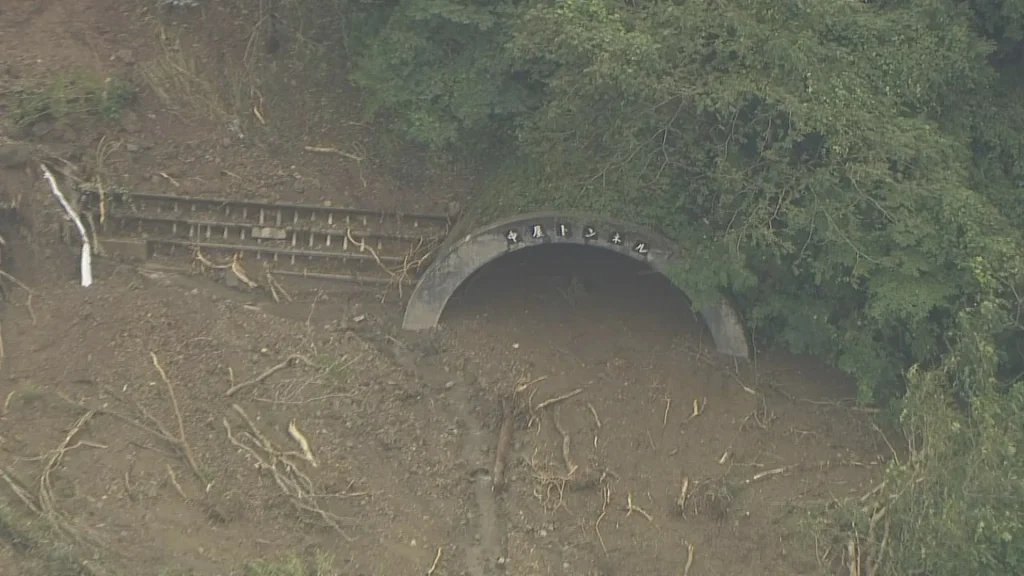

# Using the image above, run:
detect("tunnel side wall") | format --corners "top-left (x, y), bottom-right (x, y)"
top-left (403, 212), bottom-right (751, 359)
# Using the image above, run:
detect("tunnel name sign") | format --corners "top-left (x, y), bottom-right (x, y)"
top-left (504, 222), bottom-right (651, 257)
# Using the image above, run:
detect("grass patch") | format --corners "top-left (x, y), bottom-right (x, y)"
top-left (139, 28), bottom-right (229, 122)
top-left (0, 503), bottom-right (89, 576)
top-left (12, 71), bottom-right (134, 127)
top-left (245, 550), bottom-right (338, 576)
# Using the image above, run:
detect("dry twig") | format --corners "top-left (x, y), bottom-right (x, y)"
top-left (0, 464), bottom-right (40, 514)
top-left (426, 546), bottom-right (443, 576)
top-left (586, 402), bottom-right (601, 428)
top-left (2, 390), bottom-right (14, 417)
top-left (166, 464), bottom-right (189, 500)
top-left (675, 475), bottom-right (690, 514)
top-left (224, 404), bottom-right (356, 539)
top-left (595, 483), bottom-right (611, 554)
top-left (686, 397), bottom-right (707, 422)
top-left (287, 420), bottom-right (318, 468)
top-left (552, 408), bottom-right (578, 477)
top-left (739, 466), bottom-right (789, 485)
top-left (265, 269), bottom-right (293, 303)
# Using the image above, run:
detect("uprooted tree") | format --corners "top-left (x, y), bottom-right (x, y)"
top-left (296, 0), bottom-right (1024, 573)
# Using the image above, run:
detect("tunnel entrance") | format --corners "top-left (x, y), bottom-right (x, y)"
top-left (440, 243), bottom-right (709, 344)
top-left (402, 211), bottom-right (749, 358)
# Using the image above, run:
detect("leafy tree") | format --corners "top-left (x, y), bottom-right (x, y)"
top-left (825, 306), bottom-right (1024, 576)
top-left (324, 0), bottom-right (1024, 571)
top-left (348, 0), bottom-right (532, 154)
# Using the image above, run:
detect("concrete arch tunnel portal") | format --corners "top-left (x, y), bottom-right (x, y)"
top-left (402, 212), bottom-right (751, 359)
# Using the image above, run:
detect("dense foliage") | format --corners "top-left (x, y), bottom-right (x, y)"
top-left (315, 0), bottom-right (1024, 573)
top-left (341, 0), bottom-right (1024, 401)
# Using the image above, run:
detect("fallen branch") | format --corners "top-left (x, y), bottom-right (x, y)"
top-left (224, 404), bottom-right (355, 539)
top-left (682, 541), bottom-right (695, 576)
top-left (230, 254), bottom-right (258, 288)
top-left (304, 144), bottom-right (367, 187)
top-left (149, 352), bottom-right (205, 487)
top-left (193, 247), bottom-right (231, 270)
top-left (492, 398), bottom-right (515, 491)
top-left (535, 388), bottom-right (583, 411)
top-left (0, 270), bottom-right (33, 293)
top-left (41, 164), bottom-right (91, 287)
top-left (739, 466), bottom-right (789, 485)
top-left (224, 354), bottom-right (320, 397)
top-left (304, 145), bottom-right (364, 163)
top-left (847, 539), bottom-right (859, 576)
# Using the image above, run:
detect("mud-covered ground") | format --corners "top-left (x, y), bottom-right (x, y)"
top-left (0, 2), bottom-right (885, 575)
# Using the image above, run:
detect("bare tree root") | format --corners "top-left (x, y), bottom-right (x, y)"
top-left (39, 410), bottom-right (98, 519)
top-left (223, 404), bottom-right (358, 540)
top-left (192, 248), bottom-right (259, 291)
top-left (525, 449), bottom-right (573, 514)
top-left (683, 464), bottom-right (805, 521)
top-left (345, 229), bottom-right (439, 303)
top-left (0, 410), bottom-right (110, 555)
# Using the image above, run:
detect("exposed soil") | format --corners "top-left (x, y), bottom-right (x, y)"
top-left (0, 1), bottom-right (886, 575)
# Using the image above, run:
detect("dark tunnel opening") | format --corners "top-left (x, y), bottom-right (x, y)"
top-left (439, 243), bottom-right (709, 342)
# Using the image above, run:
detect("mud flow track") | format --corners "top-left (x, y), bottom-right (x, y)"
top-left (75, 187), bottom-right (451, 286)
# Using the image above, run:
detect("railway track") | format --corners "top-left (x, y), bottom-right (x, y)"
top-left (74, 187), bottom-right (452, 291)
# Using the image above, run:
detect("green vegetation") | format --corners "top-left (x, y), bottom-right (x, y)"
top-left (245, 550), bottom-right (338, 576)
top-left (0, 505), bottom-right (89, 576)
top-left (310, 0), bottom-right (1024, 573)
top-left (12, 72), bottom-right (134, 127)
